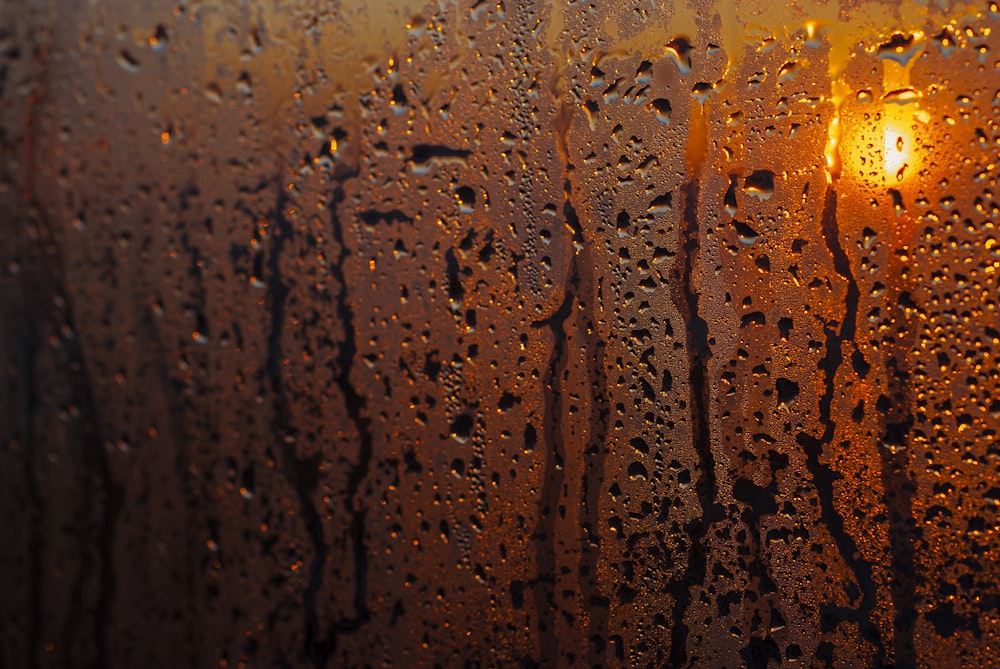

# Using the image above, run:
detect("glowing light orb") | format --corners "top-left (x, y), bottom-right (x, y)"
top-left (882, 121), bottom-right (912, 182)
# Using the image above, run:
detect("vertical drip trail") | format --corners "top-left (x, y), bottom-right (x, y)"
top-left (880, 361), bottom-right (918, 668)
top-left (528, 179), bottom-right (609, 665)
top-left (668, 176), bottom-right (725, 667)
top-left (562, 182), bottom-right (611, 667)
top-left (530, 285), bottom-right (573, 667)
top-left (319, 186), bottom-right (375, 661)
top-left (22, 42), bottom-right (118, 657)
top-left (89, 317), bottom-right (122, 669)
top-left (527, 2), bottom-right (578, 659)
top-left (879, 268), bottom-right (919, 667)
top-left (18, 22), bottom-right (120, 665)
top-left (19, 205), bottom-right (119, 669)
top-left (138, 300), bottom-right (200, 666)
top-left (265, 189), bottom-right (330, 669)
top-left (62, 442), bottom-right (95, 666)
top-left (65, 286), bottom-right (120, 669)
top-left (526, 173), bottom-right (602, 668)
top-left (19, 295), bottom-right (44, 669)
top-left (799, 187), bottom-right (884, 665)
top-left (552, 85), bottom-right (611, 662)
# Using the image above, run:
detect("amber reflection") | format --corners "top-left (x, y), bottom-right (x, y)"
top-left (3, 1), bottom-right (1000, 668)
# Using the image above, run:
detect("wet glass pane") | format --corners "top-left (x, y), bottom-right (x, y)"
top-left (3, 1), bottom-right (1000, 667)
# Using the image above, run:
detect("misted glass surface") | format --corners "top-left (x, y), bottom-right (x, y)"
top-left (2, 0), bottom-right (1000, 667)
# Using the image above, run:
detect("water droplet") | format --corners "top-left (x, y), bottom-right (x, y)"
top-left (744, 170), bottom-right (775, 200)
top-left (664, 37), bottom-right (693, 75)
top-left (876, 33), bottom-right (923, 66)
top-left (651, 98), bottom-right (672, 124)
top-left (734, 220), bottom-right (759, 245)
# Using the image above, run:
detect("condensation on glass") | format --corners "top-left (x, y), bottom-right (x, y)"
top-left (2, 0), bottom-right (999, 667)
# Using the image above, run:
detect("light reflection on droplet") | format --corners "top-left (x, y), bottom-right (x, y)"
top-left (883, 122), bottom-right (910, 182)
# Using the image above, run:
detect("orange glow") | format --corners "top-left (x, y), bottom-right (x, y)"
top-left (882, 116), bottom-right (915, 183)
top-left (825, 115), bottom-right (842, 182)
top-left (824, 80), bottom-right (850, 183)
top-left (838, 104), bottom-right (924, 187)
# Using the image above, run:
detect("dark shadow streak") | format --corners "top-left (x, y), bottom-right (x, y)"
top-left (797, 187), bottom-right (884, 666)
top-left (561, 186), bottom-right (612, 668)
top-left (265, 190), bottom-right (330, 669)
top-left (20, 203), bottom-right (120, 669)
top-left (878, 295), bottom-right (919, 668)
top-left (530, 280), bottom-right (573, 667)
top-left (668, 180), bottom-right (725, 668)
top-left (317, 188), bottom-right (377, 663)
